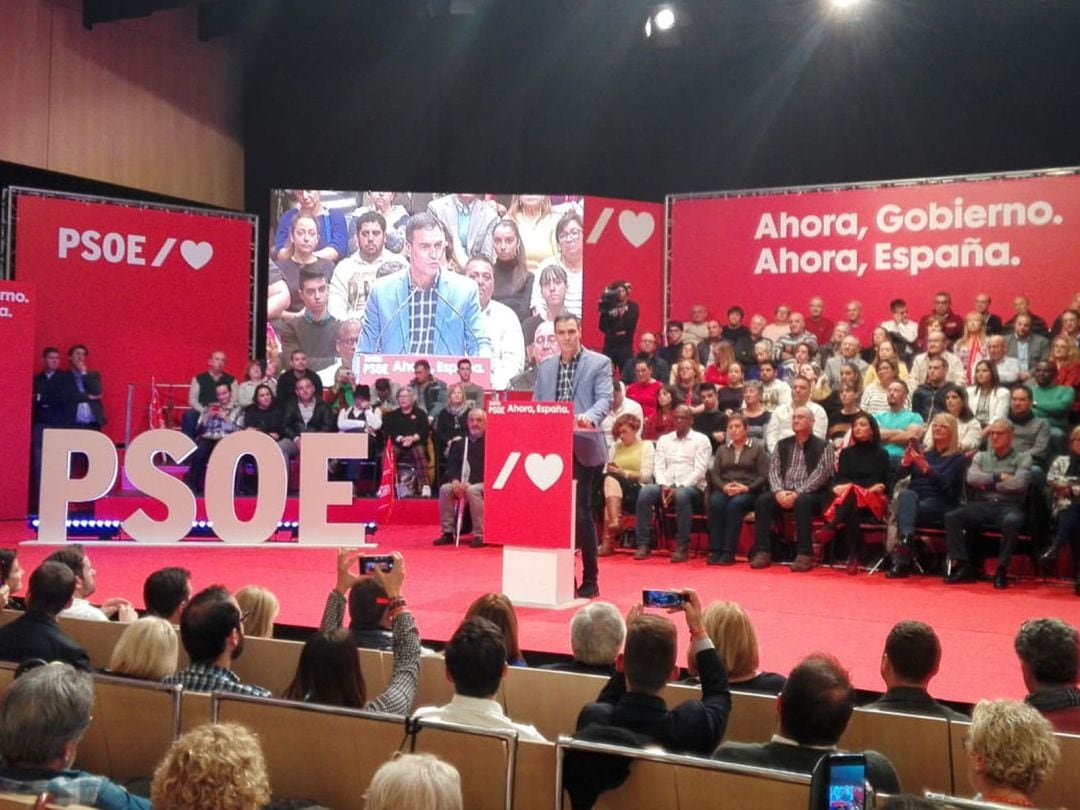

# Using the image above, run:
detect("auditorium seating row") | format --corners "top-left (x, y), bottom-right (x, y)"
top-left (1, 613), bottom-right (1078, 809)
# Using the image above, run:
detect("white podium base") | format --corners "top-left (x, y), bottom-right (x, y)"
top-left (502, 546), bottom-right (583, 609)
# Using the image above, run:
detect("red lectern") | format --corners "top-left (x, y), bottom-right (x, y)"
top-left (485, 400), bottom-right (577, 607)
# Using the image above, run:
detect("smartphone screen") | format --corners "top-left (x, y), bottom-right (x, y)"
top-left (824, 759), bottom-right (867, 810)
top-left (641, 589), bottom-right (687, 608)
top-left (360, 555), bottom-right (394, 574)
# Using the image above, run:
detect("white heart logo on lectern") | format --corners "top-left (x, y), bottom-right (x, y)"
top-left (180, 240), bottom-right (214, 270)
top-left (524, 453), bottom-right (564, 492)
top-left (618, 211), bottom-right (655, 248)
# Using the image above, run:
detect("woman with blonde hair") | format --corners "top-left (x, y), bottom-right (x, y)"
top-left (702, 341), bottom-right (735, 387)
top-left (1050, 335), bottom-right (1080, 422)
top-left (953, 311), bottom-right (989, 384)
top-left (235, 585), bottom-right (280, 638)
top-left (696, 601), bottom-right (785, 693)
top-left (964, 699), bottom-right (1059, 807)
top-left (508, 194), bottom-right (559, 272)
top-left (151, 723), bottom-right (271, 810)
top-left (365, 753), bottom-right (462, 810)
top-left (602, 412), bottom-right (655, 556)
top-left (108, 616), bottom-right (178, 681)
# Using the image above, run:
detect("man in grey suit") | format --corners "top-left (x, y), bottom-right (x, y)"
top-left (533, 314), bottom-right (613, 598)
top-left (1006, 314), bottom-right (1050, 382)
top-left (427, 194), bottom-right (498, 271)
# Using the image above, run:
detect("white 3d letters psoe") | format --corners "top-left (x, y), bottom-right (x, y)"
top-left (38, 429), bottom-right (118, 542)
top-left (122, 429), bottom-right (197, 543)
top-left (204, 431), bottom-right (288, 543)
top-left (297, 432), bottom-right (368, 545)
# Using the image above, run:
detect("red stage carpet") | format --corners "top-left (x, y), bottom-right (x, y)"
top-left (4, 518), bottom-right (1079, 706)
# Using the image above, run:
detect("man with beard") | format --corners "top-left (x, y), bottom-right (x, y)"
top-left (329, 211), bottom-right (407, 321)
top-left (163, 586), bottom-right (271, 696)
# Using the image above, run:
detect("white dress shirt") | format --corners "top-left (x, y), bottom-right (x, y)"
top-left (413, 695), bottom-right (547, 742)
top-left (765, 401), bottom-right (828, 452)
top-left (482, 299), bottom-right (526, 390)
top-left (653, 429), bottom-right (712, 490)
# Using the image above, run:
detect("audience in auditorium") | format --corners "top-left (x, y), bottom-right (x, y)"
top-left (183, 349), bottom-right (239, 439)
top-left (151, 722), bottom-right (270, 810)
top-left (465, 593), bottom-right (525, 667)
top-left (706, 412), bottom-right (768, 566)
top-left (963, 699), bottom-right (1059, 807)
top-left (47, 544), bottom-right (135, 623)
top-left (277, 350), bottom-right (324, 405)
top-left (713, 654), bottom-right (901, 794)
top-left (601, 412), bottom-right (653, 556)
top-left (0, 562), bottom-right (90, 671)
top-left (434, 407), bottom-right (487, 548)
top-left (163, 585), bottom-right (271, 696)
top-left (278, 266), bottom-right (340, 373)
top-left (696, 601), bottom-right (785, 694)
top-left (540, 602), bottom-right (625, 676)
top-left (466, 258), bottom-right (526, 390)
top-left (1043, 425), bottom-right (1080, 594)
top-left (577, 590), bottom-right (731, 756)
top-left (184, 380), bottom-right (243, 494)
top-left (364, 753), bottom-right (462, 810)
top-left (620, 332), bottom-right (669, 385)
top-left (143, 566), bottom-right (192, 624)
top-left (864, 620), bottom-right (966, 720)
top-left (1014, 617), bottom-right (1080, 733)
top-left (1006, 313), bottom-right (1050, 382)
top-left (235, 585), bottom-right (280, 638)
top-left (108, 616), bottom-right (178, 682)
top-left (381, 387), bottom-right (432, 498)
top-left (0, 662), bottom-right (151, 809)
top-left (765, 376), bottom-right (826, 451)
top-left (0, 549), bottom-right (26, 612)
top-left (413, 616), bottom-right (546, 741)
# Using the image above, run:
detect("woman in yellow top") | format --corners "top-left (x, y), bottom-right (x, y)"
top-left (508, 194), bottom-right (560, 272)
top-left (601, 413), bottom-right (654, 556)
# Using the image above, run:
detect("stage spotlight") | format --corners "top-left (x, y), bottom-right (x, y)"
top-left (655, 7), bottom-right (676, 30)
top-left (830, 0), bottom-right (863, 8)
top-left (644, 5), bottom-right (685, 44)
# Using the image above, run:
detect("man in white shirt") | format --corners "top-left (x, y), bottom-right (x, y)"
top-left (633, 406), bottom-right (712, 563)
top-left (328, 211), bottom-right (407, 321)
top-left (757, 360), bottom-right (792, 412)
top-left (413, 617), bottom-right (546, 741)
top-left (909, 331), bottom-right (965, 386)
top-left (600, 380), bottom-right (644, 453)
top-left (46, 544), bottom-right (135, 622)
top-left (765, 376), bottom-right (827, 452)
top-left (986, 334), bottom-right (1021, 385)
top-left (465, 256), bottom-right (525, 390)
top-left (881, 298), bottom-right (918, 349)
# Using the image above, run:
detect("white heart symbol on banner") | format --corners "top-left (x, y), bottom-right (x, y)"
top-left (618, 211), bottom-right (655, 248)
top-left (524, 453), bottom-right (564, 492)
top-left (180, 240), bottom-right (213, 270)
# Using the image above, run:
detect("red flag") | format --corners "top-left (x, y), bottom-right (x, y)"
top-left (376, 438), bottom-right (396, 521)
top-left (149, 378), bottom-right (166, 430)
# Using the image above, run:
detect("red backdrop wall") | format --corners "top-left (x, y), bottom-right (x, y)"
top-left (12, 191), bottom-right (255, 445)
top-left (668, 171), bottom-right (1080, 327)
top-left (0, 282), bottom-right (36, 519)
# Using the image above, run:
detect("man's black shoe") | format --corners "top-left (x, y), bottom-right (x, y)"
top-left (707, 552), bottom-right (735, 566)
top-left (576, 581), bottom-right (599, 599)
top-left (992, 565), bottom-right (1009, 590)
top-left (469, 536), bottom-right (484, 548)
top-left (432, 534), bottom-right (454, 546)
top-left (944, 561), bottom-right (978, 584)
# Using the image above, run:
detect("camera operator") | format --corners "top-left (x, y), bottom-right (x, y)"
top-left (599, 280), bottom-right (639, 369)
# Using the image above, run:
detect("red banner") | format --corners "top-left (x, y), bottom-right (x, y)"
top-left (11, 191), bottom-right (255, 444)
top-left (669, 171), bottom-right (1080, 328)
top-left (354, 354), bottom-right (491, 389)
top-left (483, 401), bottom-right (573, 548)
top-left (0, 282), bottom-right (36, 519)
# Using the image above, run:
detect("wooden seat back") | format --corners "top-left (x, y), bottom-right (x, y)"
top-left (411, 719), bottom-right (516, 810)
top-left (229, 635), bottom-right (303, 697)
top-left (178, 690), bottom-right (213, 733)
top-left (674, 761), bottom-right (811, 809)
top-left (841, 707), bottom-right (952, 795)
top-left (501, 667), bottom-right (606, 741)
top-left (723, 690), bottom-right (778, 743)
top-left (512, 741), bottom-right (557, 810)
top-left (57, 617), bottom-right (128, 671)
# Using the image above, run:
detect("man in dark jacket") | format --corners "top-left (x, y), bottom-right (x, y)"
top-left (434, 408), bottom-right (486, 548)
top-left (863, 621), bottom-right (967, 720)
top-left (0, 562), bottom-right (90, 672)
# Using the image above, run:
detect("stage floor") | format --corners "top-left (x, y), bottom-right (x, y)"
top-left (4, 518), bottom-right (1079, 706)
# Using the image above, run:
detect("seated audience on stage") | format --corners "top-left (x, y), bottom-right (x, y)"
top-left (183, 349), bottom-right (238, 438)
top-left (1006, 313), bottom-right (1050, 381)
top-left (357, 191), bottom-right (410, 254)
top-left (235, 585), bottom-right (279, 638)
top-left (1029, 360), bottom-right (1076, 451)
top-left (953, 311), bottom-right (990, 384)
top-left (917, 291), bottom-right (963, 347)
top-left (602, 413), bottom-right (653, 557)
top-left (713, 654), bottom-right (901, 794)
top-left (453, 358), bottom-right (485, 408)
top-left (844, 299), bottom-right (874, 347)
top-left (372, 377), bottom-right (399, 413)
top-left (644, 384), bottom-right (678, 441)
top-left (740, 380), bottom-right (771, 440)
top-left (974, 292), bottom-right (1004, 336)
top-left (364, 753), bottom-right (462, 810)
top-left (874, 381), bottom-right (925, 462)
top-left (577, 591), bottom-right (731, 756)
top-left (1009, 385), bottom-right (1051, 470)
top-left (779, 341), bottom-right (818, 384)
top-left (925, 384), bottom-right (982, 453)
top-left (748, 313), bottom-right (768, 347)
top-left (142, 567), bottom-right (191, 624)
top-left (861, 339), bottom-right (906, 387)
top-left (774, 312), bottom-right (818, 363)
top-left (695, 601), bottom-right (785, 694)
top-left (465, 593), bottom-right (525, 667)
top-left (242, 383), bottom-right (286, 446)
top-left (47, 544), bottom-right (135, 623)
top-left (706, 413), bottom-right (768, 566)
top-left (697, 317), bottom-right (727, 366)
top-left (108, 616), bottom-right (179, 681)
top-left (533, 210), bottom-right (584, 316)
top-left (750, 406), bottom-right (835, 572)
top-left (671, 359), bottom-right (703, 409)
top-left (413, 616), bottom-right (546, 741)
top-left (0, 562), bottom-right (90, 671)
top-left (280, 376), bottom-right (337, 460)
top-left (382, 386), bottom-right (432, 497)
top-left (824, 335), bottom-right (868, 390)
top-left (693, 383), bottom-right (728, 451)
top-left (277, 350), bottom-right (323, 404)
top-left (910, 331), bottom-right (965, 386)
top-left (163, 585), bottom-right (271, 696)
top-left (814, 412), bottom-right (891, 574)
top-left (762, 304), bottom-right (790, 345)
top-left (0, 662), bottom-right (151, 810)
top-left (911, 356), bottom-right (950, 421)
top-left (881, 297), bottom-right (918, 352)
top-left (1014, 617), bottom-right (1080, 733)
top-left (319, 550), bottom-right (419, 654)
top-left (1005, 295), bottom-right (1051, 337)
top-left (539, 602), bottom-right (625, 676)
top-left (324, 365), bottom-right (355, 412)
top-left (269, 213), bottom-right (337, 323)
top-left (434, 383), bottom-right (470, 464)
top-left (660, 321), bottom-right (686, 366)
top-left (805, 296), bottom-right (834, 347)
top-left (273, 189), bottom-right (348, 264)
top-left (465, 258), bottom-right (525, 390)
top-left (489, 218), bottom-right (534, 321)
top-left (625, 358), bottom-right (663, 421)
top-left (987, 333), bottom-right (1021, 385)
top-left (962, 699), bottom-right (1059, 808)
top-left (184, 381), bottom-right (243, 494)
top-left (757, 359), bottom-right (791, 412)
top-left (237, 359), bottom-right (276, 409)
top-left (683, 303), bottom-right (710, 345)
top-left (328, 211), bottom-right (404, 322)
top-left (863, 620), bottom-right (966, 719)
top-left (717, 362), bottom-right (746, 413)
top-left (765, 376), bottom-right (827, 452)
top-left (702, 341), bottom-right (734, 386)
top-left (967, 359), bottom-right (1010, 429)
top-left (433, 408), bottom-right (486, 548)
top-left (944, 419), bottom-right (1031, 590)
top-left (509, 195), bottom-right (559, 273)
top-left (1052, 302), bottom-right (1080, 344)
top-left (0, 549), bottom-right (26, 612)
top-left (151, 723), bottom-right (270, 810)
top-left (600, 379), bottom-right (644, 453)
top-left (816, 324), bottom-right (849, 369)
top-left (408, 359), bottom-right (447, 421)
top-left (1042, 426), bottom-right (1080, 595)
top-left (826, 380), bottom-right (863, 445)
top-left (669, 342), bottom-right (704, 386)
top-left (620, 332), bottom-right (670, 386)
top-left (67, 344), bottom-right (105, 430)
top-left (888, 413), bottom-right (966, 579)
top-left (319, 319), bottom-right (362, 388)
top-left (509, 319), bottom-right (558, 391)
top-left (633, 406), bottom-right (711, 562)
top-left (1050, 336), bottom-right (1080, 422)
